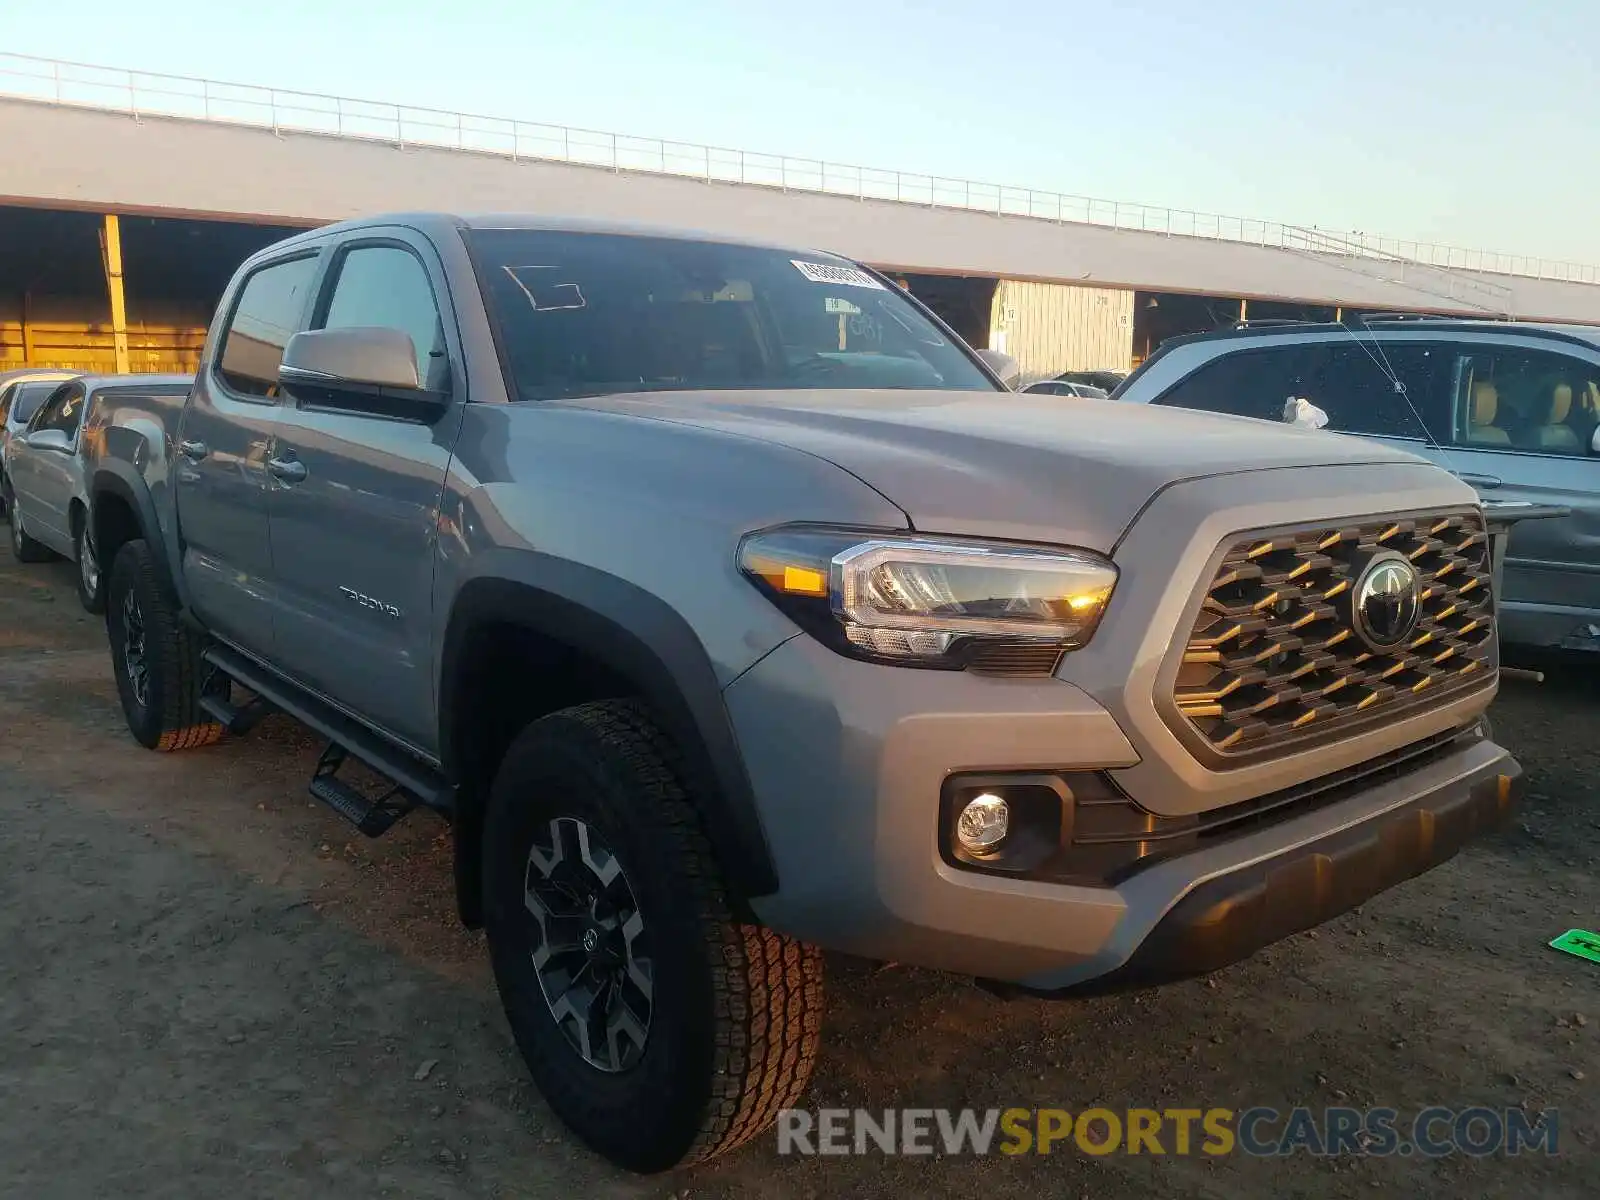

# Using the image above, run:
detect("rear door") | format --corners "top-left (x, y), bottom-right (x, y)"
top-left (263, 231), bottom-right (464, 751)
top-left (176, 251), bottom-right (321, 652)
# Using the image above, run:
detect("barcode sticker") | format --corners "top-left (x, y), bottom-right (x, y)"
top-left (792, 260), bottom-right (885, 289)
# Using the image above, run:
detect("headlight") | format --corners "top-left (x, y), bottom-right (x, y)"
top-left (737, 526), bottom-right (1117, 673)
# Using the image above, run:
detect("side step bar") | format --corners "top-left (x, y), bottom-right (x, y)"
top-left (309, 743), bottom-right (416, 837)
top-left (200, 644), bottom-right (454, 829)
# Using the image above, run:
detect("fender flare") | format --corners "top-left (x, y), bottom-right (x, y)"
top-left (89, 465), bottom-right (180, 598)
top-left (440, 556), bottom-right (780, 908)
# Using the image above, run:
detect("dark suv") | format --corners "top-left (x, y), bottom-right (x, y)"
top-left (1114, 319), bottom-right (1600, 654)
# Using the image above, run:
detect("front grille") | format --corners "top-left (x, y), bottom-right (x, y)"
top-left (1171, 509), bottom-right (1495, 762)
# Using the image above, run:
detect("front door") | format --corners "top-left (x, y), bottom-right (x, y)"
top-left (174, 252), bottom-right (322, 652)
top-left (264, 235), bottom-right (463, 753)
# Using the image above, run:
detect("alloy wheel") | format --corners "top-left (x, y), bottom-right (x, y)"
top-left (80, 528), bottom-right (99, 596)
top-left (524, 816), bottom-right (654, 1073)
top-left (121, 587), bottom-right (150, 709)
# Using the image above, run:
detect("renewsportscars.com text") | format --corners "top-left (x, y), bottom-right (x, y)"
top-left (777, 1106), bottom-right (1559, 1158)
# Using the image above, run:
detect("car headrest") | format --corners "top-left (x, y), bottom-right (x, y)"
top-left (1550, 382), bottom-right (1573, 423)
top-left (1471, 380), bottom-right (1499, 425)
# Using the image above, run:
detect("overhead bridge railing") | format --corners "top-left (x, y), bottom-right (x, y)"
top-left (2, 51), bottom-right (1596, 289)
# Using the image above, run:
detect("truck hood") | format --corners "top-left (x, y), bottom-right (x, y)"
top-left (576, 389), bottom-right (1438, 551)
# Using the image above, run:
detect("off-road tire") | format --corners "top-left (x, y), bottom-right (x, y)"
top-left (74, 514), bottom-right (106, 614)
top-left (106, 539), bottom-right (223, 752)
top-left (5, 481), bottom-right (53, 563)
top-left (483, 699), bottom-right (823, 1173)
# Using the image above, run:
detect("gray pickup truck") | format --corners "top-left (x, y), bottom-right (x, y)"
top-left (84, 212), bottom-right (1523, 1173)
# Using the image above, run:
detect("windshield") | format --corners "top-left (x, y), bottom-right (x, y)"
top-left (467, 229), bottom-right (998, 401)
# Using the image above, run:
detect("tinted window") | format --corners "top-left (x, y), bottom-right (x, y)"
top-left (7, 381), bottom-right (60, 427)
top-left (218, 256), bottom-right (320, 397)
top-left (30, 383), bottom-right (86, 438)
top-left (1311, 342), bottom-right (1444, 438)
top-left (1152, 345), bottom-right (1313, 422)
top-left (467, 229), bottom-right (996, 400)
top-left (1152, 339), bottom-right (1442, 438)
top-left (1446, 345), bottom-right (1600, 456)
top-left (319, 245), bottom-right (445, 388)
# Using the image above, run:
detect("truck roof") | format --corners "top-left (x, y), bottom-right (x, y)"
top-left (265, 211), bottom-right (828, 259)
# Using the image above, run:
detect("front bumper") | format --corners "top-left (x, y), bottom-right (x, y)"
top-left (1039, 748), bottom-right (1521, 992)
top-left (730, 633), bottom-right (1520, 990)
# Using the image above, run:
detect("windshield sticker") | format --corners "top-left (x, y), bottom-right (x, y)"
top-left (503, 265), bottom-right (587, 312)
top-left (824, 297), bottom-right (862, 314)
top-left (792, 260), bottom-right (885, 289)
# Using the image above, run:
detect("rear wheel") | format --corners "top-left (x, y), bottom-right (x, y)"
top-left (483, 699), bottom-right (823, 1173)
top-left (105, 539), bottom-right (223, 752)
top-left (75, 516), bottom-right (105, 613)
top-left (6, 482), bottom-right (52, 563)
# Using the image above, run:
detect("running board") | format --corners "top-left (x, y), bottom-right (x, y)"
top-left (200, 644), bottom-right (454, 818)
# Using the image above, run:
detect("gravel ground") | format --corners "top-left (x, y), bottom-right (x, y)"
top-left (0, 548), bottom-right (1594, 1199)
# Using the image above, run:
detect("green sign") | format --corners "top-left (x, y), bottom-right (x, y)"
top-left (1549, 929), bottom-right (1600, 965)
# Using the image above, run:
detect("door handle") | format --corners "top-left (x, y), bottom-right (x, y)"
top-left (178, 439), bottom-right (209, 462)
top-left (1457, 472), bottom-right (1503, 490)
top-left (267, 456), bottom-right (308, 483)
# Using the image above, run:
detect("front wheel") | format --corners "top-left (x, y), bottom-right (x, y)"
top-left (6, 482), bottom-right (52, 563)
top-left (75, 516), bottom-right (105, 613)
top-left (483, 699), bottom-right (824, 1173)
top-left (105, 539), bottom-right (223, 752)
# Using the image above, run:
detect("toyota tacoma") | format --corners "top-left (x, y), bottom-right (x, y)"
top-left (82, 212), bottom-right (1522, 1172)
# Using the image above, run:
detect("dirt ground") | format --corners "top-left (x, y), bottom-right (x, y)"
top-left (0, 548), bottom-right (1594, 1200)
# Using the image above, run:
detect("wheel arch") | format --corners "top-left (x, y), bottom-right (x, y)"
top-left (90, 466), bottom-right (175, 597)
top-left (440, 559), bottom-right (779, 928)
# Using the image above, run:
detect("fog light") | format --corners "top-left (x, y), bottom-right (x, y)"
top-left (956, 792), bottom-right (1009, 855)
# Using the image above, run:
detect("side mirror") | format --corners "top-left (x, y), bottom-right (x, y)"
top-left (976, 348), bottom-right (1021, 388)
top-left (279, 327), bottom-right (448, 420)
top-left (26, 428), bottom-right (70, 453)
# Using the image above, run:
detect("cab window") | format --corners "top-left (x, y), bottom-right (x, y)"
top-left (316, 244), bottom-right (447, 390)
top-left (217, 255), bottom-right (321, 398)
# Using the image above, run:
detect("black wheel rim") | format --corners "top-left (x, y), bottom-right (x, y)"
top-left (79, 528), bottom-right (99, 596)
top-left (9, 509), bottom-right (21, 554)
top-left (120, 587), bottom-right (150, 709)
top-left (524, 816), bottom-right (653, 1073)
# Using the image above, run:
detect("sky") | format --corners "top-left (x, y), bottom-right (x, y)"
top-left (5, 0), bottom-right (1597, 263)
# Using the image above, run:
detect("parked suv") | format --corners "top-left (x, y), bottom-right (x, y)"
top-left (1113, 319), bottom-right (1600, 653)
top-left (6, 373), bottom-right (193, 611)
top-left (85, 215), bottom-right (1521, 1172)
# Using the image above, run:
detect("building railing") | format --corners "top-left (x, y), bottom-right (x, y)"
top-left (2, 51), bottom-right (1595, 289)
